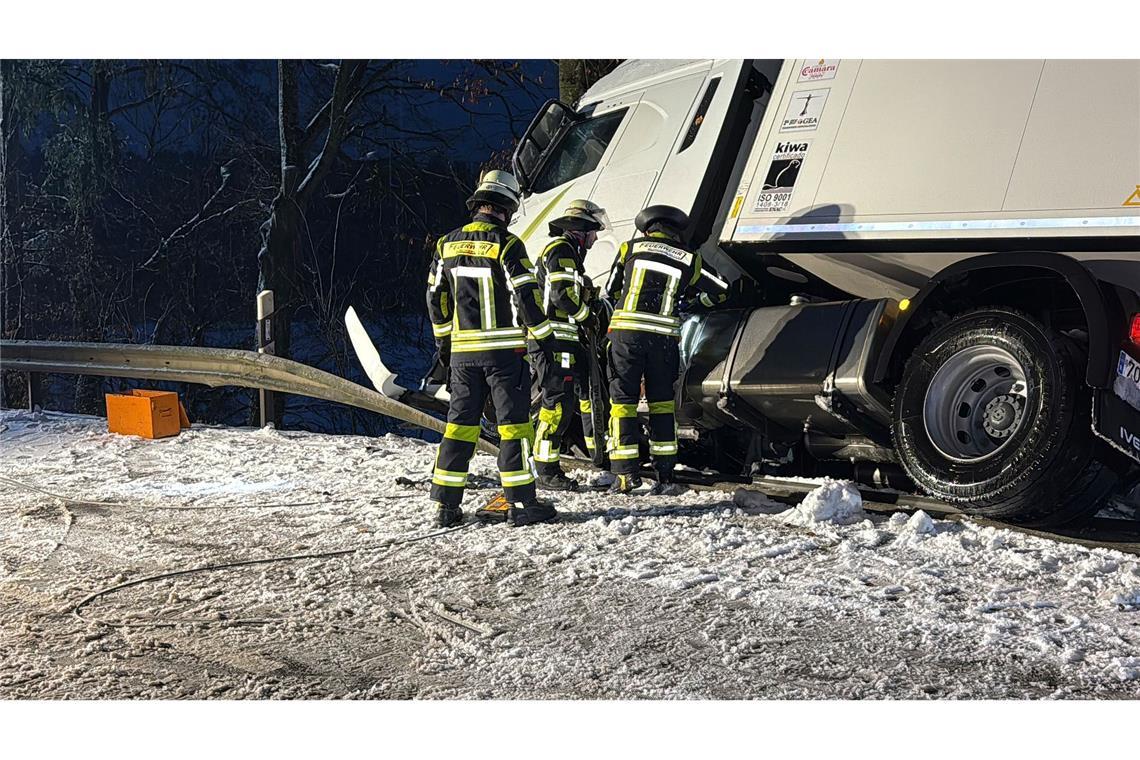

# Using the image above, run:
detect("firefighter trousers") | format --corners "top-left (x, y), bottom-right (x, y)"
top-left (430, 356), bottom-right (536, 507)
top-left (531, 345), bottom-right (594, 475)
top-left (607, 331), bottom-right (680, 476)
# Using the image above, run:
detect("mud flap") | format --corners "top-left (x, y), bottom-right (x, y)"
top-left (1092, 388), bottom-right (1140, 464)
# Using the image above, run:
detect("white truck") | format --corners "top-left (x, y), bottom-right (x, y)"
top-left (500, 58), bottom-right (1140, 526)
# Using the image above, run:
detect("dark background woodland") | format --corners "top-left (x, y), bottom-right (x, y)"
top-left (0, 59), bottom-right (618, 435)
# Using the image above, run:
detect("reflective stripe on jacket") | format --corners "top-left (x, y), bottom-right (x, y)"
top-left (533, 235), bottom-right (591, 348)
top-left (603, 230), bottom-right (729, 337)
top-left (426, 214), bottom-right (551, 362)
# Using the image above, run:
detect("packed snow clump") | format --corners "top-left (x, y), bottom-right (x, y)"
top-left (1113, 657), bottom-right (1140, 681)
top-left (731, 488), bottom-right (782, 511)
top-left (1112, 589), bottom-right (1140, 610)
top-left (903, 510), bottom-right (936, 535)
top-left (777, 478), bottom-right (864, 527)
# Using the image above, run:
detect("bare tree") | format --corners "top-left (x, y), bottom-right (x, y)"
top-left (557, 60), bottom-right (621, 105)
top-left (1, 58), bottom-right (558, 431)
top-left (256, 60), bottom-right (370, 425)
top-left (1, 60), bottom-right (13, 340)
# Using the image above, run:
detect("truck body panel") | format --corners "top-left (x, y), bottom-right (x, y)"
top-left (728, 59), bottom-right (1140, 241)
top-left (723, 59), bottom-right (1140, 300)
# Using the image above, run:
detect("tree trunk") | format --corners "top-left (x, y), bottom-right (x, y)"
top-left (0, 59), bottom-right (16, 408)
top-left (73, 61), bottom-right (112, 415)
top-left (256, 60), bottom-right (369, 428)
top-left (558, 60), bottom-right (587, 105)
top-left (1, 59), bottom-right (13, 335)
top-left (0, 59), bottom-right (20, 339)
top-left (256, 60), bottom-right (302, 427)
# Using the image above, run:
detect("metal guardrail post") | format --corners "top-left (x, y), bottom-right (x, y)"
top-left (256, 290), bottom-right (275, 427)
top-left (25, 371), bottom-right (41, 411)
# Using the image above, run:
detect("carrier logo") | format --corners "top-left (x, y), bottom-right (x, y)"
top-left (798, 59), bottom-right (840, 83)
top-left (781, 88), bottom-right (830, 132)
top-left (1120, 425), bottom-right (1140, 451)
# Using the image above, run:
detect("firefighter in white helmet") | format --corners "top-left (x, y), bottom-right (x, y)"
top-left (530, 200), bottom-right (609, 490)
top-left (425, 170), bottom-right (558, 527)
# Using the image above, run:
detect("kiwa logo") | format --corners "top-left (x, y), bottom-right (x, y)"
top-left (776, 141), bottom-right (810, 155)
top-left (798, 59), bottom-right (840, 83)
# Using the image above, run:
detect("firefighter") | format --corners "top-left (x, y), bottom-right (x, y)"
top-left (603, 204), bottom-right (730, 494)
top-left (531, 200), bottom-right (609, 491)
top-left (426, 170), bottom-right (558, 527)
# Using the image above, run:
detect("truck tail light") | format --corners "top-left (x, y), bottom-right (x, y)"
top-left (1130, 314), bottom-right (1140, 346)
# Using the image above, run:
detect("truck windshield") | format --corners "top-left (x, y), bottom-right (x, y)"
top-left (530, 109), bottom-right (626, 194)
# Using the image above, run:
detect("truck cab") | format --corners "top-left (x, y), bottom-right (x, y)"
top-left (509, 59), bottom-right (780, 286)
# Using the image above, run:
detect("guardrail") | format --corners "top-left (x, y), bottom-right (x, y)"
top-left (0, 340), bottom-right (496, 454)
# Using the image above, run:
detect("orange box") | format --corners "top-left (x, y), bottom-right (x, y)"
top-left (105, 390), bottom-right (190, 439)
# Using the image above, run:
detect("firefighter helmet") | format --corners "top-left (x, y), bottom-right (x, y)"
top-left (634, 204), bottom-right (689, 234)
top-left (466, 169), bottom-right (522, 215)
top-left (549, 199), bottom-right (610, 234)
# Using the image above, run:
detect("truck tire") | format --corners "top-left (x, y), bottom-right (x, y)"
top-left (891, 307), bottom-right (1115, 526)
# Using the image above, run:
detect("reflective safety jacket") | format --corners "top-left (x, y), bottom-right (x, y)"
top-left (427, 214), bottom-right (552, 364)
top-left (603, 230), bottom-right (729, 337)
top-left (534, 234), bottom-right (593, 352)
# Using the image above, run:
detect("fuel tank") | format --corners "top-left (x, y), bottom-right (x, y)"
top-left (680, 298), bottom-right (899, 441)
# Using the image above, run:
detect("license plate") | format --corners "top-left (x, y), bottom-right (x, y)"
top-left (1114, 350), bottom-right (1140, 411)
top-left (1117, 350), bottom-right (1140, 381)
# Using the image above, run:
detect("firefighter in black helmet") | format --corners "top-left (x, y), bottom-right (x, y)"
top-left (603, 204), bottom-right (730, 493)
top-left (426, 170), bottom-right (558, 527)
top-left (531, 199), bottom-right (609, 491)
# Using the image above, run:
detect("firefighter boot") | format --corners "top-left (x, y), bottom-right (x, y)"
top-left (508, 497), bottom-right (559, 527)
top-left (537, 469), bottom-right (580, 492)
top-left (649, 467), bottom-right (685, 496)
top-left (434, 502), bottom-right (464, 528)
top-left (609, 473), bottom-right (643, 494)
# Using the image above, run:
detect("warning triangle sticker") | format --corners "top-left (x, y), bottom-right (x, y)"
top-left (1125, 185), bottom-right (1140, 207)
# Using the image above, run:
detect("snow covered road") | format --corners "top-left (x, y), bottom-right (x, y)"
top-left (2, 409), bottom-right (1139, 699)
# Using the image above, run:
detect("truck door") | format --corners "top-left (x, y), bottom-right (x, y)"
top-left (586, 60), bottom-right (756, 280)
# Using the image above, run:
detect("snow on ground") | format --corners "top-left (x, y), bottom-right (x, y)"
top-left (2, 409), bottom-right (1140, 699)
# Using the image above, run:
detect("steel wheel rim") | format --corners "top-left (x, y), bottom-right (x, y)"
top-left (922, 344), bottom-right (1030, 463)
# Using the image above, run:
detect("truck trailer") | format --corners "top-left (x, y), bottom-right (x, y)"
top-left (500, 59), bottom-right (1140, 527)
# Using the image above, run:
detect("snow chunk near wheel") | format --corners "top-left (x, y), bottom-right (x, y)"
top-left (777, 479), bottom-right (864, 527)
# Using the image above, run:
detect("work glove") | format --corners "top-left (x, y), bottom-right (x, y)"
top-left (424, 339), bottom-right (450, 390)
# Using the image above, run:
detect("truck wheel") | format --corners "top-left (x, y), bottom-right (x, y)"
top-left (892, 308), bottom-right (1115, 526)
